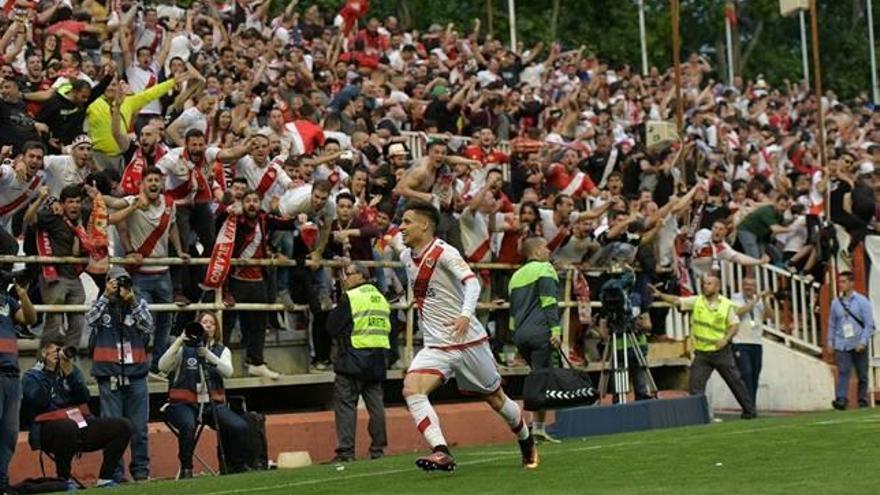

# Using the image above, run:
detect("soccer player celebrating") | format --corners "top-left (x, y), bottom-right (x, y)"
top-left (400, 201), bottom-right (538, 472)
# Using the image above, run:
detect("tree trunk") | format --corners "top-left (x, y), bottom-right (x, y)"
top-left (740, 20), bottom-right (764, 73)
top-left (550, 0), bottom-right (560, 41)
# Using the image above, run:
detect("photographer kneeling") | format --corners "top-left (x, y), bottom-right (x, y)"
top-left (22, 339), bottom-right (131, 489)
top-left (159, 313), bottom-right (250, 478)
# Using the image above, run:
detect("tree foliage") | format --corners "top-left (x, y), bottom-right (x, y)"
top-left (292, 0), bottom-right (879, 99)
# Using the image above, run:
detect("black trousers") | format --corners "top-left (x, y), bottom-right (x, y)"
top-left (224, 278), bottom-right (268, 366)
top-left (333, 374), bottom-right (386, 457)
top-left (689, 346), bottom-right (756, 416)
top-left (39, 417), bottom-right (131, 480)
top-left (289, 264), bottom-right (330, 363)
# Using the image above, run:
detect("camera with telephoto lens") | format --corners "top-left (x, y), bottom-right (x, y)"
top-left (183, 321), bottom-right (206, 347)
top-left (599, 271), bottom-right (636, 335)
top-left (61, 346), bottom-right (77, 360)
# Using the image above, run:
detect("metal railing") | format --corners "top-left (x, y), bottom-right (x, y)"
top-left (716, 261), bottom-right (823, 355)
top-left (5, 255), bottom-right (823, 365)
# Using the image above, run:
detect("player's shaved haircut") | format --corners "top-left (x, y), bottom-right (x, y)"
top-left (404, 201), bottom-right (440, 233)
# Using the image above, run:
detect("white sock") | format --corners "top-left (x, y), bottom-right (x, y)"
top-left (405, 394), bottom-right (447, 448)
top-left (532, 421), bottom-right (545, 432)
top-left (498, 397), bottom-right (530, 440)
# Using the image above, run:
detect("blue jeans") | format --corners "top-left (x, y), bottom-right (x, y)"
top-left (834, 349), bottom-right (869, 405)
top-left (133, 271), bottom-right (173, 369)
top-left (736, 229), bottom-right (763, 259)
top-left (98, 377), bottom-right (150, 480)
top-left (270, 231), bottom-right (294, 292)
top-left (164, 402), bottom-right (249, 471)
top-left (734, 343), bottom-right (763, 406)
top-left (0, 375), bottom-right (20, 489)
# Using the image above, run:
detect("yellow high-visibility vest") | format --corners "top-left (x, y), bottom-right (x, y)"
top-left (691, 295), bottom-right (733, 352)
top-left (347, 284), bottom-right (391, 350)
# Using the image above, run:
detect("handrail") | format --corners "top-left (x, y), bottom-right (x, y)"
top-left (8, 255), bottom-right (824, 364)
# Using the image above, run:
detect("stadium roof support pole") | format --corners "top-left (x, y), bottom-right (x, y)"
top-left (808, 0), bottom-right (835, 298)
top-left (670, 0), bottom-right (684, 136)
top-left (868, 0), bottom-right (880, 104)
top-left (725, 1), bottom-right (735, 86)
top-left (639, 0), bottom-right (649, 75)
top-left (799, 10), bottom-right (810, 88)
top-left (508, 0), bottom-right (517, 50)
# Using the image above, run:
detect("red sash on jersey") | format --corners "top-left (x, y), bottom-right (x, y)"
top-left (166, 150), bottom-right (211, 202)
top-left (121, 145), bottom-right (167, 196)
top-left (0, 174), bottom-right (41, 217)
top-left (412, 242), bottom-right (444, 313)
top-left (136, 196), bottom-right (174, 259)
top-left (255, 166), bottom-right (278, 197)
top-left (202, 213), bottom-right (237, 289)
top-left (233, 216), bottom-right (266, 280)
top-left (212, 161), bottom-right (229, 194)
top-left (546, 224), bottom-right (570, 253)
top-left (467, 238), bottom-right (492, 286)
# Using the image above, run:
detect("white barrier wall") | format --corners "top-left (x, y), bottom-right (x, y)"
top-left (706, 338), bottom-right (835, 412)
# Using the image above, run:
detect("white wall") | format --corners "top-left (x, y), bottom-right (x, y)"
top-left (706, 338), bottom-right (835, 412)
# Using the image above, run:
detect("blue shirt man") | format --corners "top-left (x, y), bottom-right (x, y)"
top-left (828, 272), bottom-right (875, 409)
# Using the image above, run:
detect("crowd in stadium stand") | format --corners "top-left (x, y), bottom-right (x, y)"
top-left (0, 0), bottom-right (876, 376)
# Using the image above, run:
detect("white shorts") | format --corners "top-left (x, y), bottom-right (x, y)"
top-left (407, 338), bottom-right (502, 395)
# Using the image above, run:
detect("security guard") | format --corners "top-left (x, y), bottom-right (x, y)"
top-left (326, 264), bottom-right (390, 462)
top-left (508, 237), bottom-right (561, 443)
top-left (651, 273), bottom-right (757, 418)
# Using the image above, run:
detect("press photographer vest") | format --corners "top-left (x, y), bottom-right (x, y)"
top-left (691, 295), bottom-right (733, 352)
top-left (348, 284), bottom-right (391, 350)
top-left (90, 301), bottom-right (149, 378)
top-left (168, 344), bottom-right (227, 404)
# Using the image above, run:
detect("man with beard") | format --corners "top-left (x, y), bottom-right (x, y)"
top-left (117, 124), bottom-right (169, 196)
top-left (157, 129), bottom-right (250, 304)
top-left (538, 194), bottom-right (609, 256)
top-left (0, 142), bottom-right (46, 261)
top-left (219, 190), bottom-right (296, 379)
top-left (110, 167), bottom-right (188, 374)
top-left (42, 135), bottom-right (101, 198)
top-left (34, 185), bottom-right (89, 349)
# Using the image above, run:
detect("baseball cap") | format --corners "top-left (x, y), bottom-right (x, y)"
top-left (387, 143), bottom-right (407, 157)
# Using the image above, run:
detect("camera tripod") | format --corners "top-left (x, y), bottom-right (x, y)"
top-left (195, 353), bottom-right (228, 475)
top-left (597, 329), bottom-right (659, 405)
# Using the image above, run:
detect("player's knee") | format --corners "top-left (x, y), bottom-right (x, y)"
top-left (485, 389), bottom-right (506, 410)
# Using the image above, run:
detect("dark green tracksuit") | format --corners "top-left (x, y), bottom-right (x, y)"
top-left (508, 260), bottom-right (561, 368)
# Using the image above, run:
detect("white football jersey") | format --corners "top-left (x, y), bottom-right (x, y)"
top-left (401, 238), bottom-right (486, 348)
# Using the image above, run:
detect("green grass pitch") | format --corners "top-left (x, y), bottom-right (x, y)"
top-left (82, 408), bottom-right (880, 494)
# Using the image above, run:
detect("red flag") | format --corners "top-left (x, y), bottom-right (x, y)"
top-left (202, 214), bottom-right (237, 289)
top-left (573, 269), bottom-right (592, 325)
top-left (86, 193), bottom-right (109, 275)
top-left (340, 0), bottom-right (370, 35)
top-left (725, 1), bottom-right (737, 27)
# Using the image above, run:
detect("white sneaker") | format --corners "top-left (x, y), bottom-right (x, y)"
top-left (248, 364), bottom-right (281, 380)
top-left (276, 289), bottom-right (295, 308)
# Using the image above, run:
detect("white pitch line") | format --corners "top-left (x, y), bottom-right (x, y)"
top-left (195, 413), bottom-right (878, 495)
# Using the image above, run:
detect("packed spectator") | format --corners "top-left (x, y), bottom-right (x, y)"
top-left (0, 0), bottom-right (874, 372)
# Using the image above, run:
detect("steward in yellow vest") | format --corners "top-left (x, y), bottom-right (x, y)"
top-left (651, 273), bottom-right (757, 419)
top-left (326, 265), bottom-right (390, 462)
